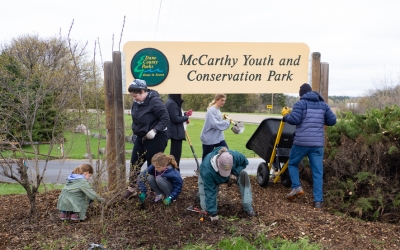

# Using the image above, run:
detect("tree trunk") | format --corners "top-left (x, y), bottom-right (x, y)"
top-left (28, 193), bottom-right (37, 216)
top-left (18, 159), bottom-right (38, 216)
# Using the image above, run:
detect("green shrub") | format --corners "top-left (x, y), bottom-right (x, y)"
top-left (325, 105), bottom-right (400, 223)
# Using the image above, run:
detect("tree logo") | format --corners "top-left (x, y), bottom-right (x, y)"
top-left (130, 48), bottom-right (169, 87)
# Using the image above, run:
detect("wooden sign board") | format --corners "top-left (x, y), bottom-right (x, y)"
top-left (123, 41), bottom-right (310, 94)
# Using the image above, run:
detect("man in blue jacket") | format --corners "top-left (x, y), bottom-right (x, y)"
top-left (198, 146), bottom-right (255, 222)
top-left (281, 83), bottom-right (337, 209)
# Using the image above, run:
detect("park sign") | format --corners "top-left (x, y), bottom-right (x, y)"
top-left (123, 41), bottom-right (310, 94)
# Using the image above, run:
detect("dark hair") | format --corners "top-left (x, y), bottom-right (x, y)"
top-left (128, 87), bottom-right (146, 94)
top-left (128, 79), bottom-right (147, 94)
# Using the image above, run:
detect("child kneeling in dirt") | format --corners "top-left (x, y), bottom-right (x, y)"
top-left (198, 146), bottom-right (256, 222)
top-left (57, 164), bottom-right (104, 221)
top-left (137, 152), bottom-right (183, 206)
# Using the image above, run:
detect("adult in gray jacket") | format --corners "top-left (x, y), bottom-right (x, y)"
top-left (200, 94), bottom-right (230, 160)
top-left (282, 83), bottom-right (337, 209)
top-left (165, 94), bottom-right (192, 169)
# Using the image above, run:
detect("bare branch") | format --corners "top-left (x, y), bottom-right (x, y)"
top-left (67, 19), bottom-right (74, 44)
top-left (112, 33), bottom-right (114, 53)
top-left (97, 37), bottom-right (104, 70)
top-left (119, 16), bottom-right (126, 51)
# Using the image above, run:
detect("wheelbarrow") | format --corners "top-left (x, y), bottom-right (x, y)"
top-left (246, 118), bottom-right (299, 187)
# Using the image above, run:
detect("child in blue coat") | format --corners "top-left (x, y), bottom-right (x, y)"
top-left (137, 152), bottom-right (183, 205)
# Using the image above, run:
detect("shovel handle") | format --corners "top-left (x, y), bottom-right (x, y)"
top-left (185, 130), bottom-right (193, 146)
top-left (185, 130), bottom-right (201, 174)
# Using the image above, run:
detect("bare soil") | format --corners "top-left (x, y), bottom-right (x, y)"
top-left (1, 176), bottom-right (399, 249)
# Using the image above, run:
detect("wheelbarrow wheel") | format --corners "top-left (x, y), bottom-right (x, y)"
top-left (257, 162), bottom-right (269, 187)
top-left (280, 169), bottom-right (292, 188)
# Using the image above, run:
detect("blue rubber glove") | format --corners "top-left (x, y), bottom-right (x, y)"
top-left (163, 196), bottom-right (172, 206)
top-left (139, 192), bottom-right (146, 203)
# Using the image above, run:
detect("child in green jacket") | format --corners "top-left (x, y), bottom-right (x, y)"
top-left (57, 164), bottom-right (103, 221)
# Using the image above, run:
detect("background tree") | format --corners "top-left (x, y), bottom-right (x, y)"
top-left (182, 94), bottom-right (214, 111)
top-left (0, 34), bottom-right (95, 216)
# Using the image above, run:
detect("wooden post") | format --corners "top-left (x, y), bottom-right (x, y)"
top-left (320, 61), bottom-right (330, 148)
top-left (104, 61), bottom-right (117, 190)
top-left (311, 52), bottom-right (321, 92)
top-left (320, 62), bottom-right (329, 103)
top-left (113, 51), bottom-right (126, 190)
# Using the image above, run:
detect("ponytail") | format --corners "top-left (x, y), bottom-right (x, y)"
top-left (207, 94), bottom-right (226, 109)
top-left (218, 147), bottom-right (228, 154)
top-left (166, 155), bottom-right (179, 169)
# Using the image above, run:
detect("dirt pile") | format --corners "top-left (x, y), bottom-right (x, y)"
top-left (1, 176), bottom-right (399, 249)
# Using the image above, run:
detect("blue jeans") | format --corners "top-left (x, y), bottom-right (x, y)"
top-left (288, 145), bottom-right (324, 202)
top-left (198, 170), bottom-right (253, 214)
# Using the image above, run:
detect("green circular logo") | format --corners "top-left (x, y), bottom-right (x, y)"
top-left (130, 48), bottom-right (169, 87)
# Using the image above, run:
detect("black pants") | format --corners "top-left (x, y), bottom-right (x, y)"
top-left (169, 138), bottom-right (183, 171)
top-left (201, 140), bottom-right (228, 160)
top-left (129, 131), bottom-right (168, 187)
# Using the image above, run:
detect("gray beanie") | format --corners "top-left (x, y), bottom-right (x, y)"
top-left (129, 79), bottom-right (147, 90)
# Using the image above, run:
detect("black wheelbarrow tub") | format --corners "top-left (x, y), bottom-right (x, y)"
top-left (246, 118), bottom-right (296, 162)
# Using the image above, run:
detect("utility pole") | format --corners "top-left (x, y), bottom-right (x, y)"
top-left (271, 93), bottom-right (274, 113)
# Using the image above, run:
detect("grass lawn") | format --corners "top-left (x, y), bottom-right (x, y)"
top-left (0, 182), bottom-right (64, 195)
top-left (1, 115), bottom-right (263, 159)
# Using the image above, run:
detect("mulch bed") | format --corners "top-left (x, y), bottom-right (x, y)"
top-left (1, 176), bottom-right (399, 249)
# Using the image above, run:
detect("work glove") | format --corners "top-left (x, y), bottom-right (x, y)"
top-left (223, 114), bottom-right (229, 120)
top-left (186, 119), bottom-right (190, 124)
top-left (139, 192), bottom-right (146, 203)
top-left (228, 174), bottom-right (237, 187)
top-left (281, 107), bottom-right (291, 117)
top-left (210, 214), bottom-right (219, 224)
top-left (145, 129), bottom-right (156, 140)
top-left (185, 109), bottom-right (193, 116)
top-left (163, 196), bottom-right (172, 206)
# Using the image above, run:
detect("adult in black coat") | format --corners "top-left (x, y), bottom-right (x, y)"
top-left (123, 79), bottom-right (170, 199)
top-left (165, 94), bottom-right (192, 169)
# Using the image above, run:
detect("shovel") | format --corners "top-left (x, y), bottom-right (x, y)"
top-left (185, 130), bottom-right (200, 175)
top-left (224, 115), bottom-right (245, 134)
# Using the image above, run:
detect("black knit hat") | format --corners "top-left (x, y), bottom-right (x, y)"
top-left (299, 83), bottom-right (312, 96)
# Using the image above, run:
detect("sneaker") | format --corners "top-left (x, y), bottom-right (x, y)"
top-left (286, 186), bottom-right (304, 201)
top-left (245, 210), bottom-right (256, 217)
top-left (314, 201), bottom-right (323, 209)
top-left (70, 213), bottom-right (80, 221)
top-left (59, 212), bottom-right (69, 220)
top-left (123, 187), bottom-right (137, 199)
top-left (154, 194), bottom-right (163, 203)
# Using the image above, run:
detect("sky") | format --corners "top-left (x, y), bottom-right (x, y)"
top-left (1, 0), bottom-right (400, 97)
